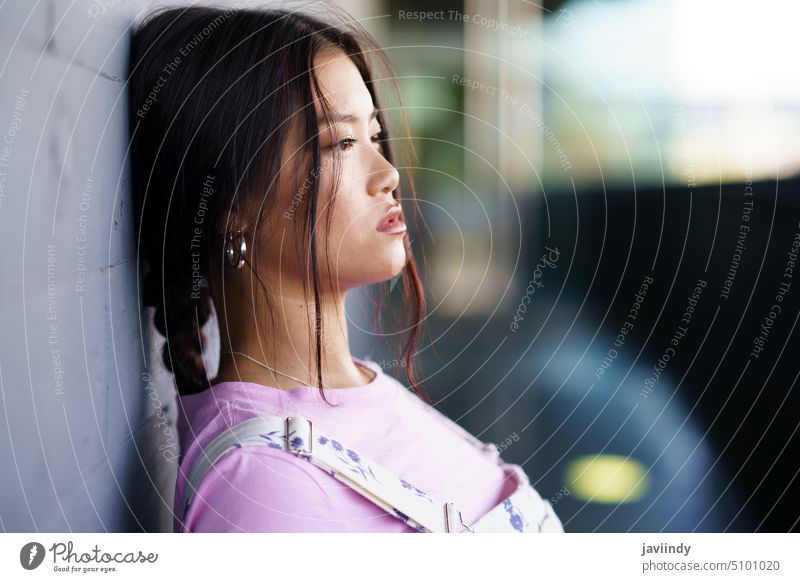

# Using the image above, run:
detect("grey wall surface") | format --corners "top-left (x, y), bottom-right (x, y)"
top-left (0, 0), bottom-right (180, 533)
top-left (0, 0), bottom-right (378, 534)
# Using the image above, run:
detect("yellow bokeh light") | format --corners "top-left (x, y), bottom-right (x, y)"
top-left (565, 455), bottom-right (650, 504)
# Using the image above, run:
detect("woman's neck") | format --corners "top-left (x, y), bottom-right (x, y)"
top-left (214, 284), bottom-right (374, 390)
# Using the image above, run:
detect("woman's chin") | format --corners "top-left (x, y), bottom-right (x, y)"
top-left (332, 239), bottom-right (409, 288)
top-left (386, 245), bottom-right (410, 277)
top-left (343, 257), bottom-right (408, 288)
top-left (370, 262), bottom-right (407, 286)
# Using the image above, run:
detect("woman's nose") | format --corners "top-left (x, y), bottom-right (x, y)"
top-left (369, 149), bottom-right (400, 196)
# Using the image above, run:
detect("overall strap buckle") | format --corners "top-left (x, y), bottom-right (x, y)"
top-left (444, 502), bottom-right (475, 533)
top-left (285, 416), bottom-right (313, 457)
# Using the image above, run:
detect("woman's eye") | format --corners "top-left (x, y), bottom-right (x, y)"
top-left (325, 130), bottom-right (385, 152)
top-left (328, 136), bottom-right (357, 151)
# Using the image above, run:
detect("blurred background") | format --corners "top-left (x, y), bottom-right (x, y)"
top-left (1, 0), bottom-right (798, 532)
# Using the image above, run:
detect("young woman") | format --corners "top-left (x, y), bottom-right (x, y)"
top-left (129, 4), bottom-right (563, 533)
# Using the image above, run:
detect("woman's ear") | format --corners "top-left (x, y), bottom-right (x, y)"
top-left (216, 210), bottom-right (250, 238)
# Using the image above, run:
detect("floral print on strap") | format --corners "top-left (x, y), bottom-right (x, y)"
top-left (392, 508), bottom-right (428, 532)
top-left (316, 435), bottom-right (382, 484)
top-left (399, 478), bottom-right (436, 505)
top-left (255, 429), bottom-right (284, 450)
top-left (501, 498), bottom-right (529, 532)
top-left (316, 436), bottom-right (431, 532)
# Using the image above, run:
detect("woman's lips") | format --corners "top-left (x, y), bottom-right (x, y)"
top-left (376, 206), bottom-right (407, 234)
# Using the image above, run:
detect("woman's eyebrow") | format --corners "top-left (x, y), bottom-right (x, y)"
top-left (319, 107), bottom-right (379, 124)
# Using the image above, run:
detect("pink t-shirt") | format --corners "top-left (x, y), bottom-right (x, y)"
top-left (173, 358), bottom-right (522, 532)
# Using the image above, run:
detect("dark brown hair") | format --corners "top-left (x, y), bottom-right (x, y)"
top-left (128, 4), bottom-right (431, 406)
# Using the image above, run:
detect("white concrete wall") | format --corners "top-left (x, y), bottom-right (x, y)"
top-left (0, 0), bottom-right (180, 532)
top-left (0, 0), bottom-right (382, 533)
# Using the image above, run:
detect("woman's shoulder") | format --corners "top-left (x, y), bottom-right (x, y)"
top-left (174, 391), bottom-right (415, 533)
top-left (180, 444), bottom-right (329, 532)
top-left (178, 426), bottom-right (415, 533)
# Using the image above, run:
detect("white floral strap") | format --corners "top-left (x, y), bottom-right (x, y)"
top-left (182, 415), bottom-right (467, 532)
top-left (182, 415), bottom-right (559, 533)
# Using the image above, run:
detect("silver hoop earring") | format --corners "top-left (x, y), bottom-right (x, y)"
top-left (225, 231), bottom-right (246, 269)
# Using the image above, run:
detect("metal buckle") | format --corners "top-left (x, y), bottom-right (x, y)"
top-left (285, 416), bottom-right (313, 457)
top-left (444, 502), bottom-right (475, 533)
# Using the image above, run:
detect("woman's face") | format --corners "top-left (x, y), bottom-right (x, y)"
top-left (259, 47), bottom-right (408, 293)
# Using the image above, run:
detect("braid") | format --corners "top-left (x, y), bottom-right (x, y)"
top-left (164, 287), bottom-right (212, 396)
top-left (141, 241), bottom-right (214, 396)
